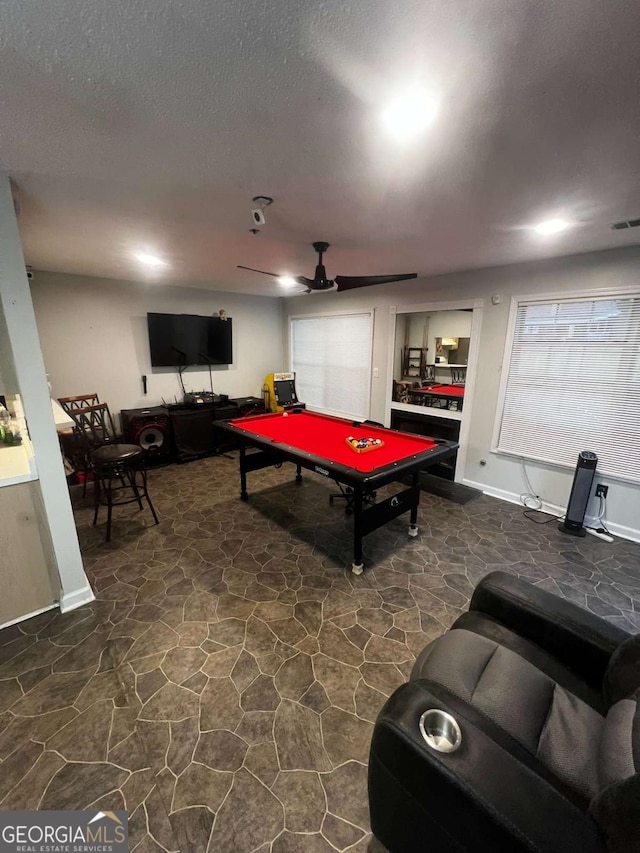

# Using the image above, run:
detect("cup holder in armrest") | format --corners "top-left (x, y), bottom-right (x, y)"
top-left (419, 709), bottom-right (462, 753)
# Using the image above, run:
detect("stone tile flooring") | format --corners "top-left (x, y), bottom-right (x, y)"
top-left (1, 453), bottom-right (640, 851)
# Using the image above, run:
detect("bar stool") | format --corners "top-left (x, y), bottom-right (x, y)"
top-left (58, 393), bottom-right (101, 414)
top-left (450, 367), bottom-right (467, 385)
top-left (59, 394), bottom-right (102, 495)
top-left (69, 404), bottom-right (158, 541)
top-left (91, 443), bottom-right (158, 542)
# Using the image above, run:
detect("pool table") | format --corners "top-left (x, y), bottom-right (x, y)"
top-left (407, 384), bottom-right (465, 411)
top-left (215, 410), bottom-right (458, 573)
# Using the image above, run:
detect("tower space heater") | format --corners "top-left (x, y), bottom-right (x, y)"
top-left (559, 451), bottom-right (597, 537)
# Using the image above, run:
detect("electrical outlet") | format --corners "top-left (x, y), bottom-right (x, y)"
top-left (595, 484), bottom-right (609, 498)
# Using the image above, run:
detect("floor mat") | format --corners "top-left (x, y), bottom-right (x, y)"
top-left (417, 473), bottom-right (483, 505)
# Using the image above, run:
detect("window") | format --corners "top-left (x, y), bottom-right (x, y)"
top-left (290, 313), bottom-right (373, 419)
top-left (495, 294), bottom-right (640, 483)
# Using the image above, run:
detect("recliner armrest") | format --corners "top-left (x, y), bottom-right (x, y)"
top-left (470, 571), bottom-right (629, 687)
top-left (369, 680), bottom-right (604, 853)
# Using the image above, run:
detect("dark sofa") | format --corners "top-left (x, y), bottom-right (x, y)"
top-left (369, 571), bottom-right (640, 852)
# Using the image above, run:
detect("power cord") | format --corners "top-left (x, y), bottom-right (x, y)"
top-left (176, 366), bottom-right (187, 396)
top-left (523, 509), bottom-right (563, 524)
top-left (520, 459), bottom-right (542, 510)
top-left (584, 494), bottom-right (613, 539)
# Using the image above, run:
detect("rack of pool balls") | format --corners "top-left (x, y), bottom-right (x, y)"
top-left (346, 435), bottom-right (385, 453)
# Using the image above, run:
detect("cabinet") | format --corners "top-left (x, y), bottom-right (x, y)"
top-left (390, 410), bottom-right (459, 481)
top-left (0, 481), bottom-right (57, 625)
top-left (169, 403), bottom-right (240, 462)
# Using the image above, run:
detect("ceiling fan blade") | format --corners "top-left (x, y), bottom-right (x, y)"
top-left (237, 265), bottom-right (281, 278)
top-left (334, 273), bottom-right (417, 292)
top-left (295, 276), bottom-right (315, 287)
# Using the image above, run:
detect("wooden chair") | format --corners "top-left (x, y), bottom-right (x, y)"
top-left (393, 380), bottom-right (409, 403)
top-left (58, 393), bottom-right (101, 414)
top-left (69, 404), bottom-right (158, 541)
top-left (59, 396), bottom-right (102, 493)
top-left (421, 364), bottom-right (436, 385)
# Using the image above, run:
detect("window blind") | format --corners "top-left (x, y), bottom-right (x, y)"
top-left (496, 295), bottom-right (640, 484)
top-left (290, 313), bottom-right (373, 420)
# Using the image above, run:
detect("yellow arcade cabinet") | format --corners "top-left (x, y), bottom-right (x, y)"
top-left (263, 372), bottom-right (305, 412)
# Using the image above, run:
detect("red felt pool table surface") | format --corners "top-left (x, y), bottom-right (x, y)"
top-left (415, 384), bottom-right (464, 397)
top-left (230, 410), bottom-right (439, 473)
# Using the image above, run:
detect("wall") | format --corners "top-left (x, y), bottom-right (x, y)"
top-left (30, 272), bottom-right (285, 416)
top-left (284, 246), bottom-right (640, 541)
top-left (426, 310), bottom-right (472, 364)
top-left (406, 313), bottom-right (429, 350)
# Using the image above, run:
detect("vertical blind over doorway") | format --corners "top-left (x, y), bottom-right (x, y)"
top-left (290, 313), bottom-right (373, 420)
top-left (496, 295), bottom-right (640, 484)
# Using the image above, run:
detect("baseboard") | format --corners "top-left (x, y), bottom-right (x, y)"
top-left (462, 479), bottom-right (640, 544)
top-left (60, 585), bottom-right (95, 613)
top-left (1, 603), bottom-right (57, 630)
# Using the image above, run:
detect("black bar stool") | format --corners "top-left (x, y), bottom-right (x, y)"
top-left (69, 403), bottom-right (159, 541)
top-left (91, 444), bottom-right (158, 542)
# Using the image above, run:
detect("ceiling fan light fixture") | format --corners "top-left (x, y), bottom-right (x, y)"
top-left (278, 276), bottom-right (297, 288)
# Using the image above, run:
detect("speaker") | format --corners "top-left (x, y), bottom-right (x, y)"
top-left (121, 407), bottom-right (173, 466)
top-left (560, 450), bottom-right (597, 537)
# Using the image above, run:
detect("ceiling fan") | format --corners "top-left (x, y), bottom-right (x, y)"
top-left (238, 241), bottom-right (417, 293)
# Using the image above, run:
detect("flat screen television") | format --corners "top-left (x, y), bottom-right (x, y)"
top-left (147, 313), bottom-right (233, 367)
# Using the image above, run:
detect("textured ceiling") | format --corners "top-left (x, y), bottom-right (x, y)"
top-left (2, 0), bottom-right (640, 296)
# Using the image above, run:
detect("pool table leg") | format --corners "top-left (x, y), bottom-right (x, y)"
top-left (351, 487), bottom-right (364, 574)
top-left (409, 472), bottom-right (419, 537)
top-left (295, 463), bottom-right (302, 483)
top-left (240, 447), bottom-right (248, 501)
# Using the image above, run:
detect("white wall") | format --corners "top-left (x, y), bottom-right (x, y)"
top-left (427, 310), bottom-right (472, 364)
top-left (30, 272), bottom-right (285, 416)
top-left (284, 246), bottom-right (640, 541)
top-left (406, 313), bottom-right (429, 350)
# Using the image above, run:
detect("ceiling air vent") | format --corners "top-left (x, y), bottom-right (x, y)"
top-left (610, 218), bottom-right (640, 230)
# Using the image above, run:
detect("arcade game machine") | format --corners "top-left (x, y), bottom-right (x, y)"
top-left (263, 372), bottom-right (305, 413)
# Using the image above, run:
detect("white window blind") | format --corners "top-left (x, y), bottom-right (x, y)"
top-left (290, 313), bottom-right (373, 420)
top-left (496, 295), bottom-right (640, 484)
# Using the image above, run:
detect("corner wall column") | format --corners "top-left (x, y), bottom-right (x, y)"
top-left (0, 174), bottom-right (93, 613)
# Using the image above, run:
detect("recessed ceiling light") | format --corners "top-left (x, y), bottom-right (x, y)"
top-left (134, 251), bottom-right (168, 268)
top-left (381, 94), bottom-right (439, 141)
top-left (278, 276), bottom-right (297, 287)
top-left (533, 218), bottom-right (570, 235)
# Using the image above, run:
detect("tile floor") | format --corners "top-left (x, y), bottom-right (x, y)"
top-left (1, 454), bottom-right (639, 852)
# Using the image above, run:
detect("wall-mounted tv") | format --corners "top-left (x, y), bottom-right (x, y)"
top-left (147, 313), bottom-right (233, 367)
